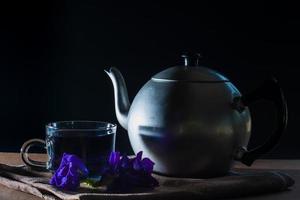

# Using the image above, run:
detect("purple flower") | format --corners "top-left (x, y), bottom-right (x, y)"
top-left (105, 151), bottom-right (159, 191)
top-left (132, 151), bottom-right (155, 174)
top-left (108, 151), bottom-right (121, 173)
top-left (119, 154), bottom-right (131, 171)
top-left (50, 153), bottom-right (89, 191)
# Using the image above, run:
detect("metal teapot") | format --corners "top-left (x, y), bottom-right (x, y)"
top-left (105, 55), bottom-right (288, 178)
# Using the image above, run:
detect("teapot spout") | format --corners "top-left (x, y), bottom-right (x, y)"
top-left (104, 67), bottom-right (130, 130)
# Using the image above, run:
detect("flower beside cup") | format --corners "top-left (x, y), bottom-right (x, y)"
top-left (50, 151), bottom-right (159, 192)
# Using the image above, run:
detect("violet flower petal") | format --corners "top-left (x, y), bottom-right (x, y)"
top-left (108, 151), bottom-right (121, 166)
top-left (132, 151), bottom-right (143, 171)
top-left (108, 151), bottom-right (121, 174)
top-left (141, 158), bottom-right (154, 174)
top-left (135, 151), bottom-right (143, 161)
top-left (50, 153), bottom-right (89, 191)
top-left (63, 153), bottom-right (89, 176)
top-left (120, 155), bottom-right (131, 170)
top-left (57, 165), bottom-right (68, 177)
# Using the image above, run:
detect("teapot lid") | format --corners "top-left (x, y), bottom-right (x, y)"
top-left (152, 54), bottom-right (229, 82)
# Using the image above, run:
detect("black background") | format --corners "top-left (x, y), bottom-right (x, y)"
top-left (0, 1), bottom-right (299, 158)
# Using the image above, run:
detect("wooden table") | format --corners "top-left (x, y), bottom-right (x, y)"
top-left (0, 152), bottom-right (299, 200)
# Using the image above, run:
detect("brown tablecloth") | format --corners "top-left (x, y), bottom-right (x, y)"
top-left (0, 161), bottom-right (294, 200)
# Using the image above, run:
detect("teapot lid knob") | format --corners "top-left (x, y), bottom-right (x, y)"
top-left (181, 53), bottom-right (202, 66)
top-left (195, 53), bottom-right (202, 66)
top-left (181, 54), bottom-right (189, 66)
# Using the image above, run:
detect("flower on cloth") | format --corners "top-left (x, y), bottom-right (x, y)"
top-left (104, 151), bottom-right (159, 191)
top-left (49, 151), bottom-right (158, 192)
top-left (107, 151), bottom-right (121, 174)
top-left (50, 153), bottom-right (89, 191)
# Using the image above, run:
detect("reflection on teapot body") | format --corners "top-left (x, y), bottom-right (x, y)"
top-left (105, 55), bottom-right (288, 178)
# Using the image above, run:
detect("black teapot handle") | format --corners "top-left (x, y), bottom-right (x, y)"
top-left (233, 77), bottom-right (288, 166)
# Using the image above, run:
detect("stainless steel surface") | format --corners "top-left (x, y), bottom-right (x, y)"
top-left (105, 68), bottom-right (130, 130)
top-left (152, 66), bottom-right (229, 82)
top-left (129, 80), bottom-right (251, 177)
top-left (105, 66), bottom-right (252, 178)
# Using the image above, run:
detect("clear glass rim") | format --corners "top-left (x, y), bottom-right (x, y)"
top-left (46, 120), bottom-right (117, 132)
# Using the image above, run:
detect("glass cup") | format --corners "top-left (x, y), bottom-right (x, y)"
top-left (20, 121), bottom-right (117, 176)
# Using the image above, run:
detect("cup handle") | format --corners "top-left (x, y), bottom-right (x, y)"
top-left (20, 139), bottom-right (47, 169)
